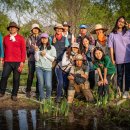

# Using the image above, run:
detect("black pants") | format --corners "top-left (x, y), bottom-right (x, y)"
top-left (88, 70), bottom-right (95, 89)
top-left (0, 62), bottom-right (20, 96)
top-left (26, 61), bottom-right (38, 93)
top-left (116, 63), bottom-right (130, 92)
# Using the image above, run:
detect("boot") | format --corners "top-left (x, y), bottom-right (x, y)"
top-left (82, 89), bottom-right (94, 102)
top-left (67, 89), bottom-right (75, 104)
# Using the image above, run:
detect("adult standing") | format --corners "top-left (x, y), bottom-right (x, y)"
top-left (108, 16), bottom-right (130, 98)
top-left (91, 24), bottom-right (109, 55)
top-left (0, 22), bottom-right (26, 101)
top-left (50, 23), bottom-right (70, 102)
top-left (26, 23), bottom-right (41, 98)
top-left (0, 33), bottom-right (4, 61)
top-left (77, 24), bottom-right (95, 52)
top-left (35, 33), bottom-right (56, 100)
top-left (62, 21), bottom-right (75, 45)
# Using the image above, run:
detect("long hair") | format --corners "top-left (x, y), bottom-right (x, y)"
top-left (93, 47), bottom-right (105, 61)
top-left (81, 36), bottom-right (90, 54)
top-left (40, 38), bottom-right (51, 50)
top-left (112, 16), bottom-right (127, 35)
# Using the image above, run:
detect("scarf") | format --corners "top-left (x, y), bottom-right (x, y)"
top-left (55, 34), bottom-right (62, 41)
top-left (10, 33), bottom-right (17, 42)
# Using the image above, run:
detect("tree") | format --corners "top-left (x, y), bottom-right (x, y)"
top-left (0, 12), bottom-right (10, 36)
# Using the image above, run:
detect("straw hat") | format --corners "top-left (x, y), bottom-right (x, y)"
top-left (75, 54), bottom-right (83, 60)
top-left (91, 24), bottom-right (108, 34)
top-left (7, 22), bottom-right (20, 31)
top-left (62, 21), bottom-right (71, 27)
top-left (54, 23), bottom-right (64, 30)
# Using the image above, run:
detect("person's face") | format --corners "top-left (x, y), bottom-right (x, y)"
top-left (95, 50), bottom-right (103, 60)
top-left (76, 60), bottom-right (83, 67)
top-left (80, 28), bottom-right (87, 35)
top-left (9, 27), bottom-right (18, 34)
top-left (55, 28), bottom-right (63, 35)
top-left (32, 28), bottom-right (40, 34)
top-left (72, 47), bottom-right (79, 53)
top-left (63, 26), bottom-right (69, 32)
top-left (95, 29), bottom-right (104, 35)
top-left (83, 38), bottom-right (89, 48)
top-left (117, 18), bottom-right (125, 29)
top-left (41, 37), bottom-right (48, 44)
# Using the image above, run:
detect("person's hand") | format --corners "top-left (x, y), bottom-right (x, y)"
top-left (68, 75), bottom-right (74, 80)
top-left (18, 62), bottom-right (24, 73)
top-left (103, 78), bottom-right (108, 85)
top-left (41, 50), bottom-right (46, 56)
top-left (53, 36), bottom-right (56, 44)
top-left (125, 22), bottom-right (130, 29)
top-left (32, 43), bottom-right (39, 51)
top-left (111, 59), bottom-right (115, 65)
top-left (98, 80), bottom-right (103, 86)
top-left (81, 74), bottom-right (88, 79)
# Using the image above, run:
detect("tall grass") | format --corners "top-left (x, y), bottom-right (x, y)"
top-left (39, 98), bottom-right (70, 117)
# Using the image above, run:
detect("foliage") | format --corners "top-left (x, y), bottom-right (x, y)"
top-left (0, 12), bottom-right (10, 36)
top-left (39, 98), bottom-right (70, 117)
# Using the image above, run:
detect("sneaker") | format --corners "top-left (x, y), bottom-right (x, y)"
top-left (0, 93), bottom-right (4, 97)
top-left (11, 96), bottom-right (17, 101)
top-left (122, 91), bottom-right (129, 99)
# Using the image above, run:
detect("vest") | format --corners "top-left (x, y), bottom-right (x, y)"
top-left (67, 32), bottom-right (72, 45)
top-left (51, 36), bottom-right (66, 62)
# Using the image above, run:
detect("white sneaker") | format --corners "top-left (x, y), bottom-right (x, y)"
top-left (122, 91), bottom-right (129, 99)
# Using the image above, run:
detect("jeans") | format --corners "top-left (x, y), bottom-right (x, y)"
top-left (36, 67), bottom-right (52, 100)
top-left (0, 62), bottom-right (21, 96)
top-left (116, 63), bottom-right (130, 92)
top-left (26, 61), bottom-right (39, 93)
top-left (55, 65), bottom-right (69, 99)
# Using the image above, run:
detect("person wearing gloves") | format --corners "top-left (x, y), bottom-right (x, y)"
top-left (34, 33), bottom-right (56, 101)
top-left (67, 54), bottom-right (94, 104)
top-left (0, 22), bottom-right (26, 101)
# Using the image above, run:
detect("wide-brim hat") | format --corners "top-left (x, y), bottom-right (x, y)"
top-left (91, 24), bottom-right (108, 34)
top-left (75, 54), bottom-right (83, 61)
top-left (62, 21), bottom-right (71, 27)
top-left (7, 22), bottom-right (20, 31)
top-left (31, 23), bottom-right (42, 32)
top-left (71, 42), bottom-right (79, 48)
top-left (54, 23), bottom-right (64, 31)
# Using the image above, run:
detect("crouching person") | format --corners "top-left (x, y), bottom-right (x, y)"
top-left (67, 54), bottom-right (94, 103)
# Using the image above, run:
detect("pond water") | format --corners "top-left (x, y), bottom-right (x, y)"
top-left (0, 109), bottom-right (129, 130)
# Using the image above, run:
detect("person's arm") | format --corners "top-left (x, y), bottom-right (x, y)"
top-left (97, 68), bottom-right (104, 86)
top-left (109, 47), bottom-right (115, 65)
top-left (21, 37), bottom-right (26, 63)
top-left (62, 51), bottom-right (71, 67)
top-left (71, 34), bottom-right (75, 44)
top-left (34, 51), bottom-right (40, 61)
top-left (104, 68), bottom-right (108, 85)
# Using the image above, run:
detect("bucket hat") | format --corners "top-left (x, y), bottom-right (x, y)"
top-left (31, 23), bottom-right (41, 32)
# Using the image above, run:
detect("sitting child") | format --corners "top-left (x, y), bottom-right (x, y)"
top-left (67, 54), bottom-right (94, 103)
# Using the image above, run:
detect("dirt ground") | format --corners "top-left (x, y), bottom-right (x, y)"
top-left (0, 93), bottom-right (39, 110)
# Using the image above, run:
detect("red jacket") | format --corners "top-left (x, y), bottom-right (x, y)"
top-left (3, 34), bottom-right (26, 62)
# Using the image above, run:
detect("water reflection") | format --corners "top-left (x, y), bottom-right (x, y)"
top-left (0, 109), bottom-right (109, 130)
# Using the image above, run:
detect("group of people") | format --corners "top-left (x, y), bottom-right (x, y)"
top-left (0, 16), bottom-right (130, 103)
